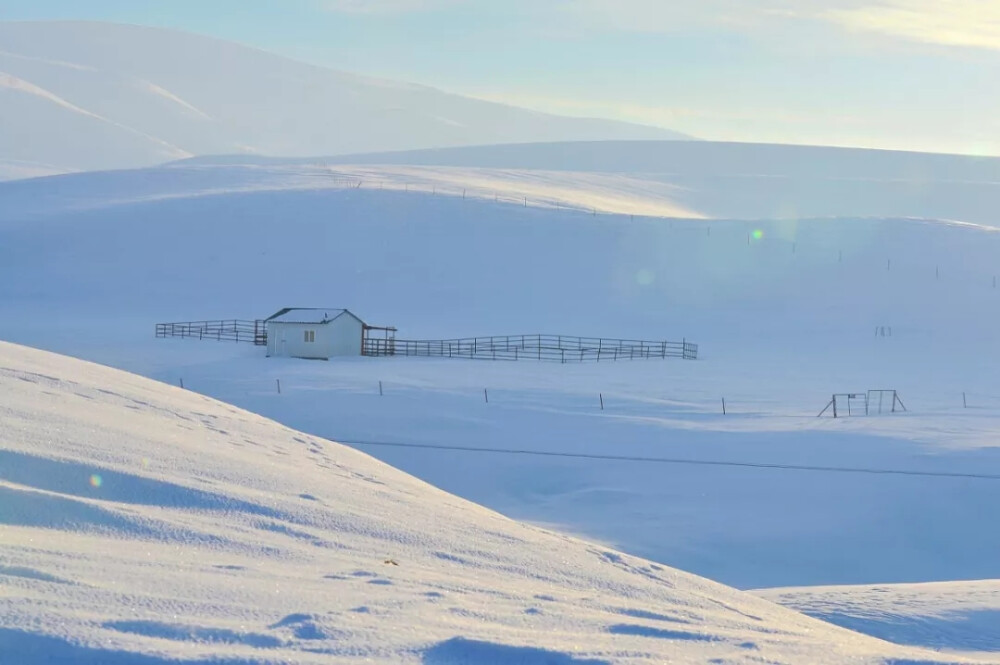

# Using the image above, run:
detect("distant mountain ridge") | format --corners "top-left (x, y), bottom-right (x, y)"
top-left (0, 21), bottom-right (688, 178)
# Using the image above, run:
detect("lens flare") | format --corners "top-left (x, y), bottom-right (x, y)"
top-left (635, 269), bottom-right (655, 286)
top-left (752, 229), bottom-right (764, 240)
top-left (89, 474), bottom-right (103, 488)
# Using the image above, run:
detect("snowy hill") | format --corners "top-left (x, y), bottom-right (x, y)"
top-left (0, 21), bottom-right (685, 178)
top-left (6, 139), bottom-right (1000, 225)
top-left (0, 340), bottom-right (962, 664)
top-left (315, 140), bottom-right (1000, 225)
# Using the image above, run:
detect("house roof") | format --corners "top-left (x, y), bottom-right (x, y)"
top-left (264, 308), bottom-right (364, 325)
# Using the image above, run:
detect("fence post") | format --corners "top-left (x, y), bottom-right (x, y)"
top-left (379, 381), bottom-right (383, 396)
top-left (276, 379), bottom-right (281, 394)
top-left (484, 388), bottom-right (489, 404)
top-left (722, 397), bottom-right (726, 415)
top-left (179, 378), bottom-right (184, 389)
top-left (600, 393), bottom-right (604, 410)
top-left (963, 392), bottom-right (967, 408)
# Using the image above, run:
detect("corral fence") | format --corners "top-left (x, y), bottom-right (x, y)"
top-left (156, 320), bottom-right (266, 346)
top-left (363, 334), bottom-right (697, 362)
top-left (155, 321), bottom-right (697, 363)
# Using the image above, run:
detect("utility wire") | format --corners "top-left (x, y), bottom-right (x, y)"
top-left (334, 438), bottom-right (1000, 482)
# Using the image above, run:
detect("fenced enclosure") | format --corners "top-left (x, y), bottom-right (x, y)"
top-left (155, 319), bottom-right (697, 363)
top-left (362, 334), bottom-right (697, 362)
top-left (156, 320), bottom-right (266, 346)
top-left (818, 390), bottom-right (907, 418)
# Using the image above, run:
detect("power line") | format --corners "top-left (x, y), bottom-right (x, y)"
top-left (334, 438), bottom-right (1000, 482)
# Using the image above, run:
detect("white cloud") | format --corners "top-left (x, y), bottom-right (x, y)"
top-left (318, 0), bottom-right (1000, 52)
top-left (823, 0), bottom-right (1000, 51)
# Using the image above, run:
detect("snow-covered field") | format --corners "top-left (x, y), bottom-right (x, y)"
top-left (756, 580), bottom-right (1000, 662)
top-left (1, 143), bottom-right (999, 658)
top-left (3, 340), bottom-right (968, 664)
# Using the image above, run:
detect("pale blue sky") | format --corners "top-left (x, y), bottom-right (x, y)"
top-left (2, 0), bottom-right (998, 154)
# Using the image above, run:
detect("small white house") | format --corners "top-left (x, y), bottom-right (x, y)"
top-left (264, 308), bottom-right (367, 360)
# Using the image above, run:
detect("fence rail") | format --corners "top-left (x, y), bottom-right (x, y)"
top-left (363, 334), bottom-right (697, 362)
top-left (156, 320), bottom-right (266, 345)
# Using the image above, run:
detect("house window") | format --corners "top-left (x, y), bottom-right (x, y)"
top-left (304, 330), bottom-right (315, 343)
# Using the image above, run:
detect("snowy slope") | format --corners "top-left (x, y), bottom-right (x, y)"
top-left (314, 140), bottom-right (1000, 225)
top-left (166, 137), bottom-right (1000, 225)
top-left (0, 340), bottom-right (963, 664)
top-left (5, 146), bottom-right (1000, 226)
top-left (0, 21), bottom-right (685, 177)
top-left (314, 140), bottom-right (1000, 180)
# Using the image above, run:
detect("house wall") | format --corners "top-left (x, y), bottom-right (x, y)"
top-left (266, 315), bottom-right (363, 359)
top-left (324, 314), bottom-right (364, 356)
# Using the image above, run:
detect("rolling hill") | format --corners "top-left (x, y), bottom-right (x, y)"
top-left (0, 21), bottom-right (686, 178)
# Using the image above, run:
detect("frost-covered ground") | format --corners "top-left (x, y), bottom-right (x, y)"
top-left (1, 150), bottom-right (999, 657)
top-left (1, 340), bottom-right (966, 665)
